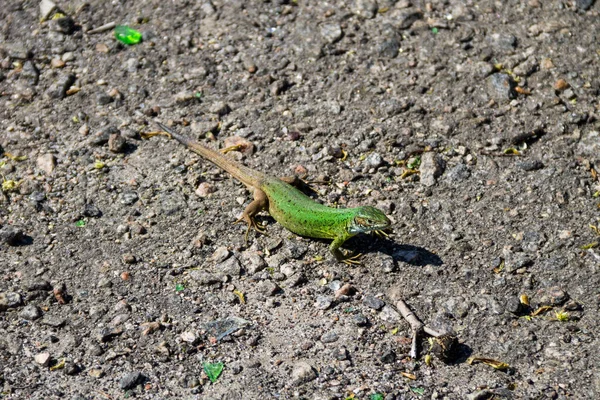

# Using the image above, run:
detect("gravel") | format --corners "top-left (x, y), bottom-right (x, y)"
top-left (1, 1), bottom-right (599, 398)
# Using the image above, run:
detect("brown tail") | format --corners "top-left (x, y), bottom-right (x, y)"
top-left (154, 122), bottom-right (264, 188)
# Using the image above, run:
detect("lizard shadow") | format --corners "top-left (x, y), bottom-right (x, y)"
top-left (345, 234), bottom-right (443, 267)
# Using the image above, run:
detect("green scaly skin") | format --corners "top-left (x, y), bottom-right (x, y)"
top-left (151, 123), bottom-right (391, 264)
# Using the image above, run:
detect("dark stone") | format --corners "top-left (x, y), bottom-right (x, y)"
top-left (0, 226), bottom-right (24, 245)
top-left (332, 346), bottom-right (348, 361)
top-left (576, 0), bottom-right (595, 10)
top-left (380, 350), bottom-right (396, 364)
top-left (96, 92), bottom-right (113, 105)
top-left (49, 16), bottom-right (76, 34)
top-left (378, 38), bottom-right (400, 58)
top-left (363, 295), bottom-right (385, 310)
top-left (353, 313), bottom-right (369, 327)
top-left (516, 160), bottom-right (544, 171)
top-left (19, 304), bottom-right (43, 320)
top-left (0, 292), bottom-right (24, 311)
top-left (83, 203), bottom-right (102, 218)
top-left (119, 371), bottom-right (144, 390)
top-left (505, 297), bottom-right (526, 315)
top-left (46, 74), bottom-right (76, 99)
top-left (21, 61), bottom-right (40, 85)
top-left (487, 33), bottom-right (517, 50)
top-left (396, 9), bottom-right (424, 29)
top-left (486, 73), bottom-right (517, 101)
top-left (108, 133), bottom-right (126, 153)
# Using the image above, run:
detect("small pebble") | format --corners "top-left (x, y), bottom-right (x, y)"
top-left (257, 280), bottom-right (279, 297)
top-left (212, 246), bottom-right (231, 263)
top-left (291, 361), bottom-right (317, 386)
top-left (353, 313), bottom-right (369, 327)
top-left (486, 73), bottom-right (517, 101)
top-left (120, 192), bottom-right (139, 205)
top-left (315, 295), bottom-right (333, 310)
top-left (50, 58), bottom-right (65, 68)
top-left (536, 286), bottom-right (569, 306)
top-left (120, 371), bottom-right (144, 390)
top-left (335, 283), bottom-right (356, 298)
top-left (0, 292), bottom-right (23, 310)
top-left (196, 182), bottom-right (216, 197)
top-left (0, 226), bottom-right (24, 246)
top-left (122, 254), bottom-right (137, 264)
top-left (420, 152), bottom-right (446, 187)
top-left (363, 295), bottom-right (385, 310)
top-left (35, 352), bottom-right (51, 367)
top-left (332, 346), bottom-right (348, 360)
top-left (37, 154), bottom-right (57, 175)
top-left (209, 101), bottom-right (231, 116)
top-left (19, 304), bottom-right (43, 320)
top-left (554, 79), bottom-right (569, 91)
top-left (320, 331), bottom-right (339, 343)
top-left (108, 133), bottom-right (126, 153)
top-left (516, 160), bottom-right (544, 171)
top-left (365, 152), bottom-right (384, 169)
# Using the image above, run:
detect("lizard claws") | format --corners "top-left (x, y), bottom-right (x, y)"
top-left (234, 215), bottom-right (268, 243)
top-left (373, 229), bottom-right (390, 238)
top-left (339, 252), bottom-right (363, 266)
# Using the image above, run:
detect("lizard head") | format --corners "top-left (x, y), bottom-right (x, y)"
top-left (348, 206), bottom-right (391, 235)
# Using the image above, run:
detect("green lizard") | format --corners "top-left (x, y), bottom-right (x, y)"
top-left (144, 122), bottom-right (391, 264)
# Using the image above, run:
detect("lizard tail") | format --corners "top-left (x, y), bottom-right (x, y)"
top-left (153, 122), bottom-right (264, 188)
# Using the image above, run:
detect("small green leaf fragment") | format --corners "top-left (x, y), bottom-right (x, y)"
top-left (194, 92), bottom-right (203, 98)
top-left (175, 283), bottom-right (184, 292)
top-left (503, 148), bottom-right (520, 155)
top-left (4, 152), bottom-right (27, 161)
top-left (555, 310), bottom-right (569, 322)
top-left (431, 27), bottom-right (439, 34)
top-left (580, 242), bottom-right (598, 250)
top-left (467, 357), bottom-right (510, 370)
top-left (50, 358), bottom-right (66, 371)
top-left (370, 394), bottom-right (385, 400)
top-left (94, 161), bottom-right (106, 169)
top-left (424, 354), bottom-right (432, 366)
top-left (233, 289), bottom-right (245, 304)
top-left (203, 362), bottom-right (224, 383)
top-left (407, 156), bottom-right (421, 169)
top-left (115, 25), bottom-right (142, 45)
top-left (0, 161), bottom-right (5, 168)
top-left (75, 219), bottom-right (86, 227)
top-left (2, 179), bottom-right (18, 192)
top-left (411, 387), bottom-right (425, 395)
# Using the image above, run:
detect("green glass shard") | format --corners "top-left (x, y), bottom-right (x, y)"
top-left (115, 25), bottom-right (142, 45)
top-left (203, 362), bottom-right (224, 383)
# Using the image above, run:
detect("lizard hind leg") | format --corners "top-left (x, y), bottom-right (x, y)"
top-left (234, 188), bottom-right (269, 243)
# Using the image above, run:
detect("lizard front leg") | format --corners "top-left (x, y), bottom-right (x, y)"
top-left (235, 188), bottom-right (269, 242)
top-left (329, 234), bottom-right (362, 265)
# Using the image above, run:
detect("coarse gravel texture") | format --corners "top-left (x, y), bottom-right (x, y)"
top-left (1, 0), bottom-right (600, 399)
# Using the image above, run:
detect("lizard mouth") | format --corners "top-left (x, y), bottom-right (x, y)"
top-left (349, 221), bottom-right (391, 235)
